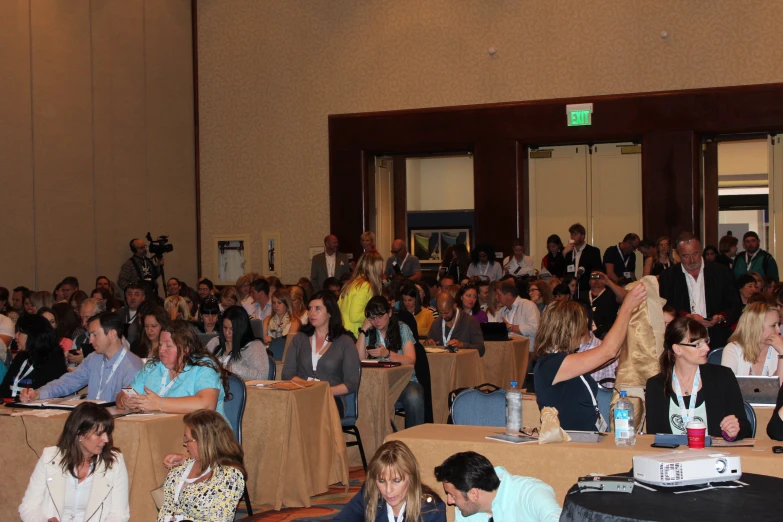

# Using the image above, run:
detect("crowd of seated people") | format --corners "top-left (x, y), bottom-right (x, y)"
top-left (7, 225), bottom-right (783, 520)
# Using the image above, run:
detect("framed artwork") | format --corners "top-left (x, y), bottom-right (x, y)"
top-left (214, 235), bottom-right (250, 285)
top-left (262, 231), bottom-right (281, 277)
top-left (410, 228), bottom-right (471, 264)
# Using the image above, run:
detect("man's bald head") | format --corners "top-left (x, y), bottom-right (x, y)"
top-left (391, 239), bottom-right (408, 258)
top-left (436, 292), bottom-right (457, 320)
top-left (324, 235), bottom-right (339, 254)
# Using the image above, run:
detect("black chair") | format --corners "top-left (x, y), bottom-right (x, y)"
top-left (224, 373), bottom-right (253, 515)
top-left (341, 368), bottom-right (367, 471)
top-left (744, 400), bottom-right (757, 438)
top-left (267, 353), bottom-right (276, 380)
top-left (269, 336), bottom-right (286, 361)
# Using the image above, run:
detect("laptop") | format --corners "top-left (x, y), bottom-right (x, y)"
top-left (481, 322), bottom-right (509, 342)
top-left (736, 376), bottom-right (780, 407)
top-left (197, 332), bottom-right (218, 349)
top-left (250, 319), bottom-right (265, 340)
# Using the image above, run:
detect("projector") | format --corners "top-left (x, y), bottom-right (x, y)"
top-left (633, 450), bottom-right (742, 487)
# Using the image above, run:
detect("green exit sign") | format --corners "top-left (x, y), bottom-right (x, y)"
top-left (566, 103), bottom-right (593, 127)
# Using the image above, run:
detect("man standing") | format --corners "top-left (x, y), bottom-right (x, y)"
top-left (578, 271), bottom-right (626, 339)
top-left (659, 233), bottom-right (739, 348)
top-left (310, 235), bottom-right (350, 292)
top-left (386, 239), bottom-right (423, 281)
top-left (497, 280), bottom-right (540, 351)
top-left (244, 278), bottom-right (272, 321)
top-left (603, 233), bottom-right (640, 283)
top-left (118, 237), bottom-right (162, 294)
top-left (20, 312), bottom-right (143, 403)
top-left (116, 283), bottom-right (146, 346)
top-left (434, 451), bottom-right (562, 522)
top-left (733, 231), bottom-right (779, 281)
top-left (562, 223), bottom-right (603, 294)
top-left (424, 293), bottom-right (485, 356)
top-left (502, 239), bottom-right (537, 278)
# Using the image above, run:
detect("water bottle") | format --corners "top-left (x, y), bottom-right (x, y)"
top-left (505, 381), bottom-right (522, 435)
top-left (614, 390), bottom-right (635, 446)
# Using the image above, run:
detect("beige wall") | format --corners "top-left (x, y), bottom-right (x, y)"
top-left (0, 0), bottom-right (196, 294)
top-left (197, 0), bottom-right (783, 282)
top-left (406, 156), bottom-right (474, 212)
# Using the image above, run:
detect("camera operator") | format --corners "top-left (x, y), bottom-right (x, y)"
top-left (117, 238), bottom-right (164, 295)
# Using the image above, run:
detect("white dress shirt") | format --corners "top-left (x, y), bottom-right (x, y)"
top-left (503, 255), bottom-right (536, 277)
top-left (682, 261), bottom-right (707, 317)
top-left (501, 296), bottom-right (540, 350)
top-left (325, 252), bottom-right (336, 278)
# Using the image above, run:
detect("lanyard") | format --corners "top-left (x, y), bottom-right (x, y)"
top-left (11, 360), bottom-right (34, 397)
top-left (173, 460), bottom-right (212, 504)
top-left (672, 367), bottom-right (701, 425)
top-left (159, 369), bottom-right (182, 397)
top-left (479, 262), bottom-right (490, 276)
top-left (750, 348), bottom-right (774, 376)
top-left (375, 330), bottom-right (387, 347)
top-left (588, 289), bottom-right (605, 309)
top-left (394, 254), bottom-right (410, 272)
top-left (96, 348), bottom-right (127, 400)
top-left (386, 501), bottom-right (406, 522)
top-left (579, 376), bottom-right (608, 431)
top-left (616, 245), bottom-right (630, 268)
top-left (442, 309), bottom-right (460, 344)
top-left (746, 250), bottom-right (759, 272)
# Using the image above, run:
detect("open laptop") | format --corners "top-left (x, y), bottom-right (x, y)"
top-left (197, 332), bottom-right (218, 349)
top-left (480, 322), bottom-right (509, 342)
top-left (736, 376), bottom-right (780, 407)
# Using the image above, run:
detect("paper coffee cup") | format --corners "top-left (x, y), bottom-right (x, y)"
top-left (686, 421), bottom-right (707, 449)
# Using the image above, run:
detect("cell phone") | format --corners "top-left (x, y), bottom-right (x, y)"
top-left (69, 349), bottom-right (80, 355)
top-left (122, 387), bottom-right (138, 396)
top-left (590, 273), bottom-right (601, 280)
top-left (651, 442), bottom-right (679, 449)
top-left (773, 446), bottom-right (783, 454)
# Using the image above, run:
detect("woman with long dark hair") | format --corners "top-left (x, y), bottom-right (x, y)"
top-left (1, 315), bottom-right (66, 399)
top-left (541, 234), bottom-right (567, 278)
top-left (195, 297), bottom-right (220, 335)
top-left (466, 244), bottom-right (502, 282)
top-left (38, 303), bottom-right (80, 354)
top-left (438, 243), bottom-right (471, 283)
top-left (356, 296), bottom-right (425, 427)
top-left (130, 305), bottom-right (168, 359)
top-left (282, 291), bottom-right (361, 417)
top-left (646, 317), bottom-right (751, 440)
top-left (19, 402), bottom-right (130, 521)
top-left (207, 305), bottom-right (269, 381)
top-left (399, 282), bottom-right (435, 337)
top-left (456, 284), bottom-right (488, 324)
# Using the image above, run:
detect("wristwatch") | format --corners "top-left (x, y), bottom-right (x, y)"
top-left (357, 328), bottom-right (367, 337)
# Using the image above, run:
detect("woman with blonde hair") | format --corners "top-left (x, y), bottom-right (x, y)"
top-left (164, 295), bottom-right (192, 321)
top-left (722, 301), bottom-right (783, 378)
top-left (528, 279), bottom-right (553, 314)
top-left (219, 286), bottom-right (241, 312)
top-left (643, 236), bottom-right (680, 277)
top-left (360, 231), bottom-right (376, 252)
top-left (28, 291), bottom-right (53, 315)
top-left (534, 284), bottom-right (646, 431)
top-left (235, 275), bottom-right (252, 306)
top-left (339, 251), bottom-right (384, 336)
top-left (158, 409), bottom-right (246, 522)
top-left (263, 288), bottom-right (301, 343)
top-left (334, 440), bottom-right (446, 522)
top-left (289, 285), bottom-right (308, 324)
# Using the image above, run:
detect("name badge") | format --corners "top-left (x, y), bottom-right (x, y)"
top-left (623, 272), bottom-right (633, 279)
top-left (567, 264), bottom-right (576, 273)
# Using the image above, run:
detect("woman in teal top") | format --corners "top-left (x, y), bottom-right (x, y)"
top-left (116, 320), bottom-right (229, 419)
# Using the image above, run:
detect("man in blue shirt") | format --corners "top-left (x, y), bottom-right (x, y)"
top-left (434, 452), bottom-right (561, 522)
top-left (19, 311), bottom-right (143, 403)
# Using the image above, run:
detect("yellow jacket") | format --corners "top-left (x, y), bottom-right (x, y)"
top-left (338, 281), bottom-right (374, 336)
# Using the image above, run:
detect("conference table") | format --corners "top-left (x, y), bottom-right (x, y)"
top-left (386, 424), bottom-right (783, 520)
top-left (481, 338), bottom-right (530, 390)
top-left (425, 349), bottom-right (486, 423)
top-left (0, 408), bottom-right (183, 522)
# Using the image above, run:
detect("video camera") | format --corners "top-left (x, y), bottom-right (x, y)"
top-left (146, 232), bottom-right (174, 259)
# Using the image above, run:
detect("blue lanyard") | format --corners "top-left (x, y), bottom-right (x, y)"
top-left (672, 367), bottom-right (701, 425)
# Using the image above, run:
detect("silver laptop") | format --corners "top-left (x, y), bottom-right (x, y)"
top-left (736, 376), bottom-right (780, 407)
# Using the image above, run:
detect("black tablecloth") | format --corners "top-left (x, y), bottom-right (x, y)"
top-left (560, 472), bottom-right (782, 522)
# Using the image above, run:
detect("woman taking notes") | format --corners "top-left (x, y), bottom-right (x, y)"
top-left (722, 302), bottom-right (783, 379)
top-left (158, 410), bottom-right (246, 522)
top-left (646, 317), bottom-right (752, 440)
top-left (116, 320), bottom-right (229, 418)
top-left (282, 291), bottom-right (361, 417)
top-left (19, 402), bottom-right (130, 522)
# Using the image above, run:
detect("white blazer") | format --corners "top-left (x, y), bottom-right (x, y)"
top-left (19, 446), bottom-right (130, 522)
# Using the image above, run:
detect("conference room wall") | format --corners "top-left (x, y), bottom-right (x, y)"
top-left (196, 1), bottom-right (783, 282)
top-left (0, 0), bottom-right (196, 294)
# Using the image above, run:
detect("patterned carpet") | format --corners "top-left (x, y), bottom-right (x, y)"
top-left (235, 467), bottom-right (365, 521)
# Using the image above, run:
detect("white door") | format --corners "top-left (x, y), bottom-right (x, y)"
top-left (528, 145), bottom-right (590, 263)
top-left (770, 135), bottom-right (783, 263)
top-left (373, 157), bottom-right (395, 260)
top-left (590, 143), bottom-right (643, 278)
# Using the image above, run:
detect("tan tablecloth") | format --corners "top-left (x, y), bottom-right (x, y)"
top-left (754, 406), bottom-right (774, 443)
top-left (426, 350), bottom-right (486, 424)
top-left (0, 409), bottom-right (183, 522)
top-left (387, 424), bottom-right (783, 514)
top-left (349, 365), bottom-right (414, 467)
top-left (481, 339), bottom-right (530, 390)
top-left (243, 380), bottom-right (349, 509)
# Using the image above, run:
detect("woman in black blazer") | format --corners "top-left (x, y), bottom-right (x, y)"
top-left (0, 315), bottom-right (66, 399)
top-left (335, 440), bottom-right (446, 522)
top-left (646, 317), bottom-right (751, 440)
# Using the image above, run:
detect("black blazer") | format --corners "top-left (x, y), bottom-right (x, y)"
top-left (334, 484), bottom-right (446, 522)
top-left (645, 364), bottom-right (752, 440)
top-left (658, 262), bottom-right (740, 348)
top-left (0, 351), bottom-right (67, 399)
top-left (394, 309), bottom-right (434, 424)
top-left (767, 385), bottom-right (783, 441)
top-left (564, 244), bottom-right (603, 291)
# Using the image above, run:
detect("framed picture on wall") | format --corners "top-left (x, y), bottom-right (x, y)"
top-left (214, 235), bottom-right (250, 285)
top-left (262, 231), bottom-right (281, 277)
top-left (410, 228), bottom-right (471, 265)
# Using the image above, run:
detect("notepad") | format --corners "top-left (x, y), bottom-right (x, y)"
top-left (424, 347), bottom-right (448, 353)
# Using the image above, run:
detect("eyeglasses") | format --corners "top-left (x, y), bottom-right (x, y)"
top-left (183, 437), bottom-right (196, 444)
top-left (366, 314), bottom-right (386, 321)
top-left (679, 337), bottom-right (710, 348)
top-left (529, 288), bottom-right (540, 293)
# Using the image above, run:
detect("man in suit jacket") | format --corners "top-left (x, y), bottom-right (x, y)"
top-left (562, 223), bottom-right (603, 295)
top-left (658, 233), bottom-right (740, 348)
top-left (310, 234), bottom-right (351, 292)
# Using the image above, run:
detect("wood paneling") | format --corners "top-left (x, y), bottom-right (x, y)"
top-left (703, 140), bottom-right (720, 246)
top-left (329, 84), bottom-right (783, 250)
top-left (392, 155), bottom-right (407, 243)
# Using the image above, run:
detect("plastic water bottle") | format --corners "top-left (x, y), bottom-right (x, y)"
top-left (614, 390), bottom-right (635, 446)
top-left (505, 381), bottom-right (522, 435)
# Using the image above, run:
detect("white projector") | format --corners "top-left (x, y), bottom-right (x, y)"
top-left (633, 450), bottom-right (742, 487)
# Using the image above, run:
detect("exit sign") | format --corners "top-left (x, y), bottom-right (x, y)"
top-left (566, 103), bottom-right (593, 127)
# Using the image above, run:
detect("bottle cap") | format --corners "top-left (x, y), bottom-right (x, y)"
top-left (510, 381), bottom-right (518, 388)
top-left (620, 390), bottom-right (627, 397)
